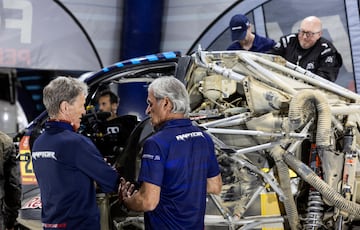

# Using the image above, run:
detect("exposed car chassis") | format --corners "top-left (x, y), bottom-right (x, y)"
top-left (17, 49), bottom-right (360, 230)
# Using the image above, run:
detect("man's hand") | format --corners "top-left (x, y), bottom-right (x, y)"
top-left (118, 177), bottom-right (136, 204)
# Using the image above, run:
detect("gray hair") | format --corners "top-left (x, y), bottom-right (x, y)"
top-left (148, 76), bottom-right (190, 116)
top-left (43, 76), bottom-right (88, 117)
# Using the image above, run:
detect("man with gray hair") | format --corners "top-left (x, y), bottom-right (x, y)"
top-left (0, 131), bottom-right (21, 230)
top-left (32, 76), bottom-right (120, 229)
top-left (120, 76), bottom-right (222, 229)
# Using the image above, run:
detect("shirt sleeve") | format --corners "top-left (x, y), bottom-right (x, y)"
top-left (138, 139), bottom-right (165, 186)
top-left (267, 40), bottom-right (285, 56)
top-left (75, 137), bottom-right (120, 193)
top-left (267, 34), bottom-right (297, 57)
top-left (316, 49), bottom-right (343, 82)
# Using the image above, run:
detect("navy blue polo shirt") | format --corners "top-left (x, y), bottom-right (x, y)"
top-left (32, 121), bottom-right (119, 229)
top-left (138, 119), bottom-right (220, 229)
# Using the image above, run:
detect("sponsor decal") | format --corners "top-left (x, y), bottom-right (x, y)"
top-left (19, 135), bottom-right (37, 184)
top-left (107, 126), bottom-right (120, 134)
top-left (23, 196), bottom-right (42, 209)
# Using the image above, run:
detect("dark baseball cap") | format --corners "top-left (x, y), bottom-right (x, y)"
top-left (230, 14), bottom-right (250, 41)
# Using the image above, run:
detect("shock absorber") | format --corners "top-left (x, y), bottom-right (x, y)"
top-left (304, 190), bottom-right (324, 229)
top-left (341, 127), bottom-right (356, 200)
top-left (304, 144), bottom-right (324, 229)
top-left (337, 126), bottom-right (357, 223)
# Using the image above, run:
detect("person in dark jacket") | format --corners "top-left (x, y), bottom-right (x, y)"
top-left (32, 76), bottom-right (120, 230)
top-left (268, 16), bottom-right (342, 82)
top-left (227, 14), bottom-right (275, 53)
top-left (0, 131), bottom-right (21, 230)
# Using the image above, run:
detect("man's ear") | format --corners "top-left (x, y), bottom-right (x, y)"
top-left (111, 103), bottom-right (118, 112)
top-left (163, 97), bottom-right (173, 111)
top-left (59, 101), bottom-right (67, 112)
top-left (59, 101), bottom-right (68, 113)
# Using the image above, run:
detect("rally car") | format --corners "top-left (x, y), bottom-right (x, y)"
top-left (16, 49), bottom-right (360, 230)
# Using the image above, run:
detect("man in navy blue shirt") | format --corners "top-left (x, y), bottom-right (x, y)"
top-left (227, 14), bottom-right (275, 53)
top-left (32, 76), bottom-right (120, 230)
top-left (120, 76), bottom-right (222, 229)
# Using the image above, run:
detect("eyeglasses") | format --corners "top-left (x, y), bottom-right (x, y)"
top-left (298, 29), bottom-right (321, 38)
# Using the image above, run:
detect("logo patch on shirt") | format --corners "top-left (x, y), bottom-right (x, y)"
top-left (176, 131), bottom-right (204, 141)
top-left (306, 62), bottom-right (315, 70)
top-left (325, 56), bottom-right (334, 63)
top-left (32, 151), bottom-right (57, 160)
top-left (142, 154), bottom-right (161, 161)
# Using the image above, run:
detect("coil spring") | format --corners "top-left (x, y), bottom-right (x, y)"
top-left (304, 191), bottom-right (324, 229)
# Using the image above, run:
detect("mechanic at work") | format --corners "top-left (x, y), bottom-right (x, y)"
top-left (227, 14), bottom-right (276, 52)
top-left (32, 76), bottom-right (120, 229)
top-left (97, 89), bottom-right (119, 121)
top-left (268, 15), bottom-right (343, 82)
top-left (0, 131), bottom-right (21, 230)
top-left (119, 76), bottom-right (222, 229)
